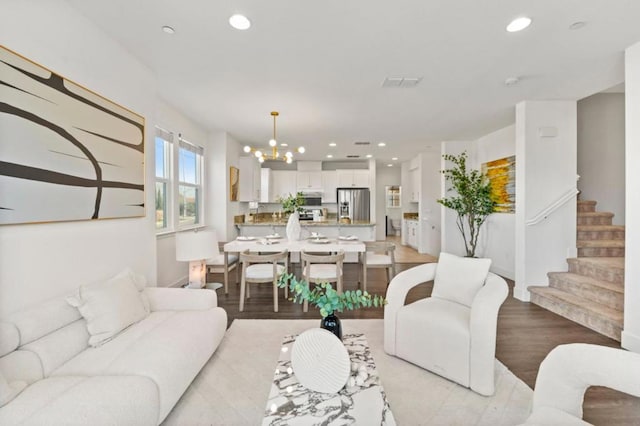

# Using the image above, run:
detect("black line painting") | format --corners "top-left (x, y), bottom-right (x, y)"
top-left (0, 46), bottom-right (145, 225)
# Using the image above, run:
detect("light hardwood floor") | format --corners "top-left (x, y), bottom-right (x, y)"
top-left (210, 239), bottom-right (639, 425)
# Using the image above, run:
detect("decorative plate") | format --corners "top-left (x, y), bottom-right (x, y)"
top-left (237, 236), bottom-right (256, 241)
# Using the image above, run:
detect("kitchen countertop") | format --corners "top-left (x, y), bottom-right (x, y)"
top-left (237, 221), bottom-right (375, 227)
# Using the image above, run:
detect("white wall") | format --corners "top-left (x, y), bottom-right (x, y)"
top-left (623, 41), bottom-right (640, 353)
top-left (0, 0), bottom-right (157, 315)
top-left (375, 165), bottom-right (401, 240)
top-left (418, 151), bottom-right (442, 255)
top-left (154, 101), bottom-right (210, 288)
top-left (475, 125), bottom-right (516, 279)
top-left (514, 101), bottom-right (577, 301)
top-left (577, 93), bottom-right (625, 224)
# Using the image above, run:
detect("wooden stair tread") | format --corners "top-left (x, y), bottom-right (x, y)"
top-left (528, 287), bottom-right (623, 323)
top-left (577, 212), bottom-right (614, 217)
top-left (547, 272), bottom-right (623, 293)
top-left (567, 257), bottom-right (625, 270)
top-left (577, 200), bottom-right (597, 205)
top-left (576, 225), bottom-right (625, 231)
top-left (577, 239), bottom-right (625, 248)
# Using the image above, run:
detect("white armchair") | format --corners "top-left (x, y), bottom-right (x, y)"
top-left (384, 252), bottom-right (508, 396)
top-left (520, 343), bottom-right (640, 425)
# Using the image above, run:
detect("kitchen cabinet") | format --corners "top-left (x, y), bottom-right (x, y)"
top-left (260, 168), bottom-right (273, 202)
top-left (409, 169), bottom-right (420, 202)
top-left (297, 171), bottom-right (322, 190)
top-left (405, 219), bottom-right (419, 249)
top-left (238, 157), bottom-right (261, 201)
top-left (321, 171), bottom-right (338, 203)
top-left (337, 169), bottom-right (370, 188)
top-left (271, 170), bottom-right (298, 201)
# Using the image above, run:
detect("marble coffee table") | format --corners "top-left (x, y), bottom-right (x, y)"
top-left (262, 333), bottom-right (396, 425)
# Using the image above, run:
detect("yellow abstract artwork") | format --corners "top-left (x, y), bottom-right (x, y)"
top-left (482, 155), bottom-right (515, 213)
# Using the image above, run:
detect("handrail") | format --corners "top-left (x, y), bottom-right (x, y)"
top-left (526, 187), bottom-right (579, 226)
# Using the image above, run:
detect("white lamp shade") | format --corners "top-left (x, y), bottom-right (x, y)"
top-left (176, 230), bottom-right (218, 261)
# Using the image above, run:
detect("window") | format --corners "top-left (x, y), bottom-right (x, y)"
top-left (155, 128), bottom-right (173, 231)
top-left (178, 137), bottom-right (203, 227)
top-left (154, 128), bottom-right (205, 233)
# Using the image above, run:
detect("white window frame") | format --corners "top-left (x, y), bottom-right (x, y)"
top-left (177, 134), bottom-right (204, 230)
top-left (154, 127), bottom-right (173, 233)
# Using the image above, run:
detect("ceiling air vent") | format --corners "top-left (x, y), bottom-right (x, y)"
top-left (346, 155), bottom-right (360, 158)
top-left (382, 77), bottom-right (422, 88)
top-left (354, 141), bottom-right (370, 146)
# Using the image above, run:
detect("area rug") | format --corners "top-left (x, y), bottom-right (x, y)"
top-left (162, 319), bottom-right (532, 425)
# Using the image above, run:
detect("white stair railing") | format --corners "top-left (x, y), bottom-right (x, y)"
top-left (526, 187), bottom-right (579, 226)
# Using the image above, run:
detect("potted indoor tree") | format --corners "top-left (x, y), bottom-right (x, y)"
top-left (437, 151), bottom-right (496, 258)
top-left (277, 273), bottom-right (386, 340)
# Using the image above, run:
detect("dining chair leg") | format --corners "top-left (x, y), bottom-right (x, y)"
top-left (357, 253), bottom-right (362, 289)
top-left (362, 252), bottom-right (367, 293)
top-left (239, 273), bottom-right (246, 312)
top-left (246, 281), bottom-right (251, 298)
top-left (224, 252), bottom-right (230, 294)
top-left (273, 282), bottom-right (278, 312)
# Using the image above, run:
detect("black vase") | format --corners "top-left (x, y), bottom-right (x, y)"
top-left (320, 313), bottom-right (342, 340)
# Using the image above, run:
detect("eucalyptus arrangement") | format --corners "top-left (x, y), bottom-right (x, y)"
top-left (277, 273), bottom-right (386, 339)
top-left (278, 192), bottom-right (305, 214)
top-left (437, 151), bottom-right (496, 258)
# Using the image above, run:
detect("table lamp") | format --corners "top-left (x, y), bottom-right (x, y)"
top-left (176, 229), bottom-right (216, 289)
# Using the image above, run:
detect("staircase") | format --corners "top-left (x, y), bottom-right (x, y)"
top-left (528, 200), bottom-right (624, 341)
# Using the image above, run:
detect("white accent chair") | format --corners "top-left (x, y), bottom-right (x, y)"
top-left (519, 343), bottom-right (640, 425)
top-left (384, 252), bottom-right (508, 396)
top-left (239, 250), bottom-right (289, 312)
top-left (301, 250), bottom-right (345, 312)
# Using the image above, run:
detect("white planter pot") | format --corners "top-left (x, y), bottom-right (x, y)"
top-left (286, 212), bottom-right (302, 241)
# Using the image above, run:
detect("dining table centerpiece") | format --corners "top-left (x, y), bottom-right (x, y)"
top-left (279, 192), bottom-right (304, 241)
top-left (277, 273), bottom-right (386, 340)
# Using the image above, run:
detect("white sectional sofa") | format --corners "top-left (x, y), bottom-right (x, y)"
top-left (0, 272), bottom-right (227, 425)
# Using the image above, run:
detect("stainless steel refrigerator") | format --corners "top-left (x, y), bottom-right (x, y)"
top-left (337, 188), bottom-right (370, 222)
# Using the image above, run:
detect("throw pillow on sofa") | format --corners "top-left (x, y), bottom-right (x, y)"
top-left (67, 270), bottom-right (149, 347)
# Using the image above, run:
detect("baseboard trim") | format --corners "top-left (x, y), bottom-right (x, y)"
top-left (490, 266), bottom-right (514, 281)
top-left (622, 330), bottom-right (640, 353)
top-left (513, 285), bottom-right (532, 302)
top-left (168, 275), bottom-right (188, 288)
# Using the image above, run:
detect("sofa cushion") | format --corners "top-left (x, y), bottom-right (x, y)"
top-left (432, 252), bottom-right (491, 307)
top-left (53, 307), bottom-right (227, 422)
top-left (0, 371), bottom-right (26, 407)
top-left (0, 375), bottom-right (158, 426)
top-left (67, 272), bottom-right (149, 347)
top-left (0, 323), bottom-right (19, 357)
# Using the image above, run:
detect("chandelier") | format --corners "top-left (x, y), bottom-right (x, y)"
top-left (243, 111), bottom-right (305, 163)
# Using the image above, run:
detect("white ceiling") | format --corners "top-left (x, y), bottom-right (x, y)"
top-left (68, 0), bottom-right (640, 163)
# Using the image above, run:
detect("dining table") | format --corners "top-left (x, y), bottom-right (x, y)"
top-left (222, 237), bottom-right (367, 295)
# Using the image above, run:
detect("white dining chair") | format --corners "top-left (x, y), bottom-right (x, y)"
top-left (300, 250), bottom-right (345, 312)
top-left (239, 249), bottom-right (289, 312)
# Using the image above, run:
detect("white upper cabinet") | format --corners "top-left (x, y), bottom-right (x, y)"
top-left (260, 168), bottom-right (273, 202)
top-left (296, 171), bottom-right (322, 189)
top-left (271, 170), bottom-right (298, 201)
top-left (337, 169), bottom-right (370, 188)
top-left (238, 157), bottom-right (261, 201)
top-left (321, 171), bottom-right (338, 203)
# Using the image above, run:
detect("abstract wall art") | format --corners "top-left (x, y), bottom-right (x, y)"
top-left (230, 166), bottom-right (239, 201)
top-left (482, 155), bottom-right (516, 213)
top-left (0, 46), bottom-right (145, 225)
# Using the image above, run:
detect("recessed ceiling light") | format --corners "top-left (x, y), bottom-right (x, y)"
top-left (506, 17), bottom-right (532, 32)
top-left (387, 164), bottom-right (393, 167)
top-left (329, 142), bottom-right (337, 147)
top-left (327, 154), bottom-right (333, 158)
top-left (280, 143), bottom-right (288, 147)
top-left (366, 154), bottom-right (373, 158)
top-left (392, 157), bottom-right (398, 161)
top-left (162, 25), bottom-right (175, 34)
top-left (229, 14), bottom-right (251, 30)
top-left (569, 21), bottom-right (586, 30)
top-left (378, 142), bottom-right (386, 147)
top-left (297, 147), bottom-right (305, 154)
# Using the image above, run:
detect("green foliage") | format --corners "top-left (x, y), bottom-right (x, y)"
top-left (278, 192), bottom-right (305, 214)
top-left (277, 273), bottom-right (387, 318)
top-left (437, 151), bottom-right (496, 257)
